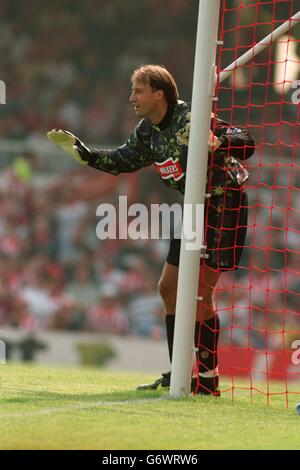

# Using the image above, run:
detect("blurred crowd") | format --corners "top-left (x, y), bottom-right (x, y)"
top-left (0, 155), bottom-right (299, 350)
top-left (0, 0), bottom-right (299, 349)
top-left (0, 0), bottom-right (196, 143)
top-left (0, 0), bottom-right (195, 340)
top-left (0, 159), bottom-right (174, 339)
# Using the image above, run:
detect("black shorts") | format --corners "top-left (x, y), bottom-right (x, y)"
top-left (166, 190), bottom-right (248, 270)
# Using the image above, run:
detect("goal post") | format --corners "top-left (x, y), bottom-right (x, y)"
top-left (170, 0), bottom-right (221, 397)
top-left (170, 0), bottom-right (300, 400)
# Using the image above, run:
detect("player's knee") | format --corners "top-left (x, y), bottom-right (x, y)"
top-left (158, 278), bottom-right (176, 304)
top-left (199, 282), bottom-right (215, 303)
top-left (198, 303), bottom-right (216, 321)
top-left (197, 285), bottom-right (216, 320)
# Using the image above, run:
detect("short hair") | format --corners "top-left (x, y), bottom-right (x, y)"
top-left (131, 65), bottom-right (179, 105)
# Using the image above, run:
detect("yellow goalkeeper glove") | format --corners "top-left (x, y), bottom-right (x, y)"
top-left (47, 129), bottom-right (90, 165)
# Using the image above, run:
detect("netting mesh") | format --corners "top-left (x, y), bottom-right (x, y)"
top-left (203, 0), bottom-right (300, 405)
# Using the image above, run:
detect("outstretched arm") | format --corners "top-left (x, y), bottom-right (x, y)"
top-left (47, 123), bottom-right (155, 175)
top-left (84, 126), bottom-right (155, 175)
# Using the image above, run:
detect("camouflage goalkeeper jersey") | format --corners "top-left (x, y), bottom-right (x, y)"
top-left (86, 101), bottom-right (255, 195)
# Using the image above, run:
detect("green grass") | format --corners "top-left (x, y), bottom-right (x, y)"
top-left (0, 363), bottom-right (299, 450)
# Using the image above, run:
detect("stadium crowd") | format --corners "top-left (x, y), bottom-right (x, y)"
top-left (0, 0), bottom-right (197, 340)
top-left (0, 0), bottom-right (196, 144)
top-left (0, 154), bottom-right (298, 351)
top-left (0, 160), bottom-right (176, 339)
top-left (0, 0), bottom-right (298, 350)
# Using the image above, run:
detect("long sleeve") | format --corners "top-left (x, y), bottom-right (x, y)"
top-left (84, 123), bottom-right (155, 175)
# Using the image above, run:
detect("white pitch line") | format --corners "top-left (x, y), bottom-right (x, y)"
top-left (0, 397), bottom-right (167, 419)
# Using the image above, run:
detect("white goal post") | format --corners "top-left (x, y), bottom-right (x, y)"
top-left (170, 0), bottom-right (221, 397)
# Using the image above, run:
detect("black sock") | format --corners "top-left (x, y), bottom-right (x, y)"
top-left (165, 314), bottom-right (175, 363)
top-left (194, 315), bottom-right (220, 374)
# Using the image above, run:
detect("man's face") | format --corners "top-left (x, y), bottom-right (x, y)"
top-left (129, 79), bottom-right (160, 119)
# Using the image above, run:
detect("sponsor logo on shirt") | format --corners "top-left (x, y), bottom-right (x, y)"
top-left (154, 157), bottom-right (184, 182)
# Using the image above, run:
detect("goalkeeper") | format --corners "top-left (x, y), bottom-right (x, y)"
top-left (48, 64), bottom-right (255, 396)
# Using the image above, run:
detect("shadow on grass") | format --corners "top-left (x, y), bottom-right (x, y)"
top-left (0, 388), bottom-right (165, 406)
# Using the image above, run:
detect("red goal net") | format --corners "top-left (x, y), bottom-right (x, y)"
top-left (204, 0), bottom-right (300, 406)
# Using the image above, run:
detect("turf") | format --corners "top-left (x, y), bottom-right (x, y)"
top-left (0, 364), bottom-right (299, 450)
